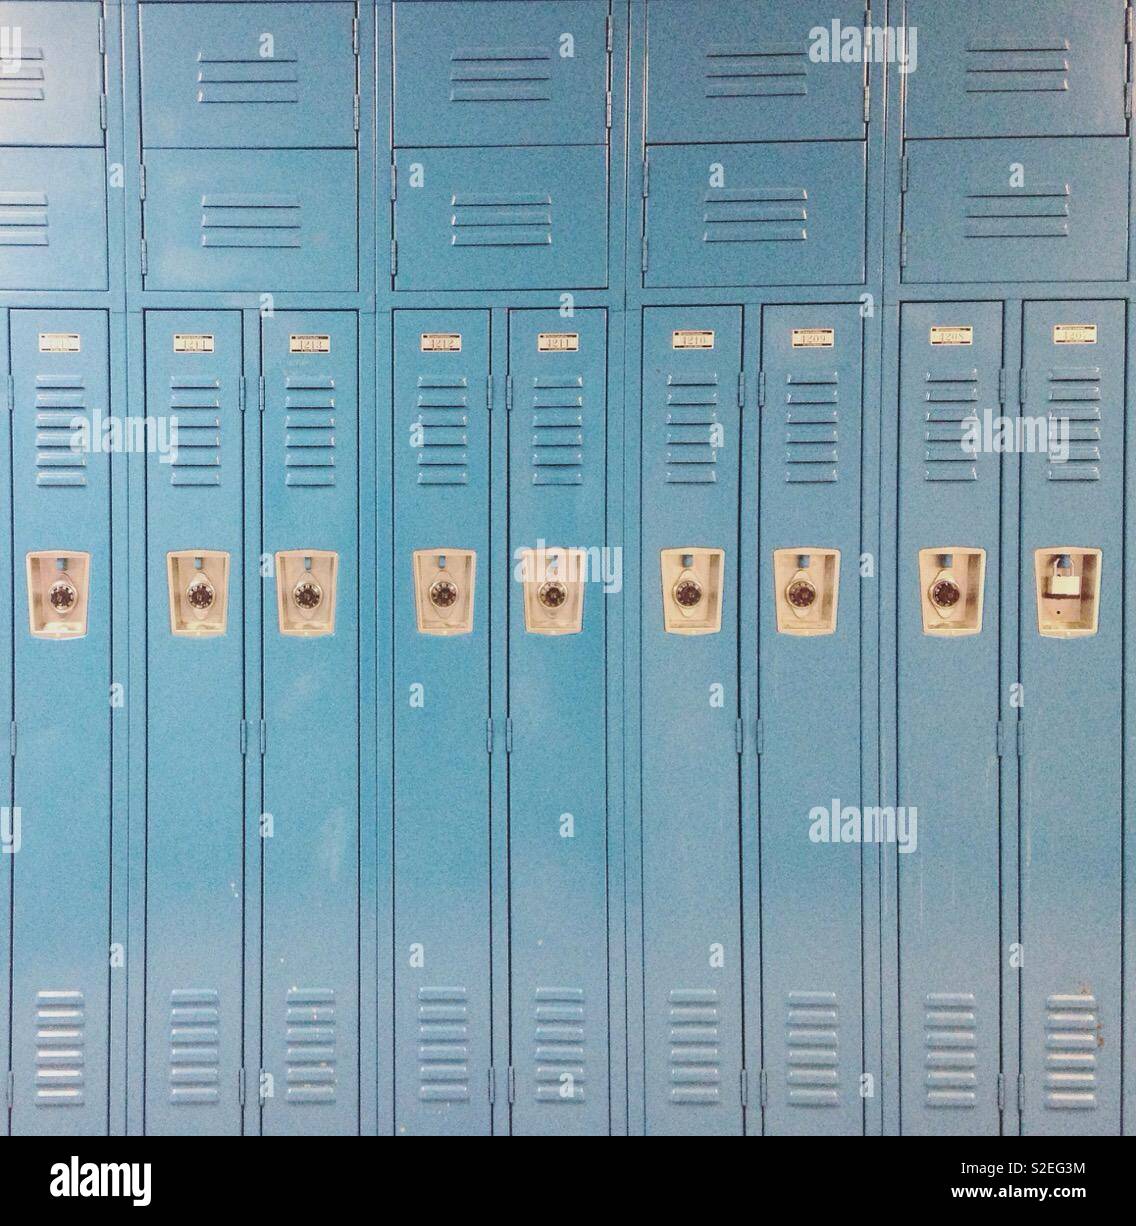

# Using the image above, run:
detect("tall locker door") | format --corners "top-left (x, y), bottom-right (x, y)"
top-left (261, 314), bottom-right (359, 1136)
top-left (1019, 301), bottom-right (1124, 1135)
top-left (758, 306), bottom-right (863, 1135)
top-left (897, 303), bottom-right (1003, 1135)
top-left (143, 312), bottom-right (244, 1136)
top-left (507, 310), bottom-right (609, 1135)
top-left (9, 310), bottom-right (110, 1134)
top-left (641, 307), bottom-right (744, 1135)
top-left (393, 311), bottom-right (492, 1135)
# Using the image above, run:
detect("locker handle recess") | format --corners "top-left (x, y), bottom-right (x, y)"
top-left (413, 549), bottom-right (476, 635)
top-left (773, 548), bottom-right (839, 636)
top-left (276, 551), bottom-right (338, 637)
top-left (1034, 547), bottom-right (1101, 638)
top-left (26, 551), bottom-right (90, 640)
top-left (918, 548), bottom-right (985, 636)
top-left (167, 550), bottom-right (230, 637)
top-left (660, 548), bottom-right (724, 635)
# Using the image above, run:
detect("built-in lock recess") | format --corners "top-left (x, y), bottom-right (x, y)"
top-left (1034, 547), bottom-right (1101, 638)
top-left (519, 546), bottom-right (585, 635)
top-left (275, 550), bottom-right (338, 637)
top-left (773, 548), bottom-right (839, 636)
top-left (413, 549), bottom-right (476, 635)
top-left (167, 550), bottom-right (230, 636)
top-left (918, 547), bottom-right (985, 636)
top-left (26, 551), bottom-right (90, 639)
top-left (660, 547), bottom-right (724, 635)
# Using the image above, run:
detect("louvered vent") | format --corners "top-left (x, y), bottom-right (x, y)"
top-left (921, 366), bottom-right (980, 483)
top-left (965, 184), bottom-right (1070, 240)
top-left (417, 986), bottom-right (471, 1102)
top-left (451, 192), bottom-right (552, 248)
top-left (169, 375), bottom-right (222, 487)
top-left (34, 373), bottom-right (88, 488)
top-left (965, 39), bottom-right (1071, 95)
top-left (530, 374), bottom-right (583, 486)
top-left (285, 987), bottom-right (337, 1104)
top-left (782, 369), bottom-right (839, 483)
top-left (1045, 365), bottom-right (1101, 481)
top-left (663, 372), bottom-right (720, 485)
top-left (1044, 993), bottom-right (1099, 1111)
top-left (533, 987), bottom-right (586, 1104)
top-left (0, 42), bottom-right (45, 101)
top-left (668, 988), bottom-right (721, 1106)
top-left (704, 45), bottom-right (807, 99)
top-left (449, 46), bottom-right (552, 103)
top-left (200, 194), bottom-right (301, 249)
top-left (415, 375), bottom-right (470, 487)
top-left (35, 990), bottom-right (86, 1107)
top-left (168, 989), bottom-right (220, 1106)
top-left (924, 992), bottom-right (978, 1108)
top-left (786, 990), bottom-right (840, 1107)
top-left (195, 51), bottom-right (300, 106)
top-left (704, 187), bottom-right (807, 245)
top-left (0, 191), bottom-right (48, 248)
top-left (283, 374), bottom-right (337, 488)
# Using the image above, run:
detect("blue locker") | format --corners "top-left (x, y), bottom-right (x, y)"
top-left (897, 302), bottom-right (1003, 1135)
top-left (261, 312), bottom-right (360, 1135)
top-left (9, 310), bottom-right (110, 1134)
top-left (393, 310), bottom-right (493, 1135)
top-left (142, 149), bottom-right (358, 291)
top-left (140, 1), bottom-right (357, 148)
top-left (643, 142), bottom-right (866, 288)
top-left (1019, 300), bottom-right (1124, 1135)
top-left (904, 0), bottom-right (1128, 139)
top-left (143, 311), bottom-right (244, 1136)
top-left (393, 146), bottom-right (608, 292)
top-left (0, 1), bottom-right (106, 146)
top-left (393, 0), bottom-right (609, 148)
top-left (507, 308), bottom-right (609, 1135)
top-left (757, 305), bottom-right (863, 1136)
top-left (0, 149), bottom-right (107, 291)
top-left (646, 0), bottom-right (866, 144)
top-left (640, 307), bottom-right (744, 1136)
top-left (901, 139), bottom-right (1129, 285)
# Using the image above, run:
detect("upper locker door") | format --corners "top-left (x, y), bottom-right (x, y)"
top-left (897, 303), bottom-right (1003, 1136)
top-left (904, 0), bottom-right (1129, 138)
top-left (757, 306), bottom-right (863, 1137)
top-left (641, 308), bottom-right (744, 1136)
top-left (144, 312), bottom-right (244, 1137)
top-left (393, 311), bottom-right (492, 1136)
top-left (1019, 301), bottom-right (1124, 1136)
top-left (9, 311), bottom-right (110, 1136)
top-left (261, 313), bottom-right (359, 1136)
top-left (506, 310), bottom-right (608, 1136)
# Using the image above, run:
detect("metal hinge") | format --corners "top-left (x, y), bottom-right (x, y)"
top-left (238, 376), bottom-right (246, 414)
top-left (740, 1068), bottom-right (749, 1107)
top-left (238, 1068), bottom-right (246, 1106)
top-left (507, 1066), bottom-right (516, 1103)
top-left (240, 719), bottom-right (248, 755)
top-left (486, 717), bottom-right (493, 755)
top-left (863, 83), bottom-right (870, 124)
top-left (997, 1072), bottom-right (1006, 1111)
top-left (259, 720), bottom-right (267, 756)
top-left (899, 231), bottom-right (908, 267)
top-left (759, 1068), bottom-right (769, 1107)
top-left (900, 154), bottom-right (908, 193)
top-left (100, 95), bottom-right (107, 130)
top-left (5, 375), bottom-right (13, 413)
top-left (5, 1070), bottom-right (13, 1110)
top-left (353, 94), bottom-right (360, 131)
top-left (390, 239), bottom-right (398, 276)
top-left (737, 370), bottom-right (745, 408)
top-left (757, 370), bottom-right (766, 408)
top-left (486, 372), bottom-right (493, 412)
top-left (1126, 83), bottom-right (1133, 119)
top-left (605, 90), bottom-right (612, 129)
top-left (98, 14), bottom-right (105, 54)
top-left (1017, 1073), bottom-right (1026, 1112)
top-left (641, 235), bottom-right (648, 273)
top-left (352, 14), bottom-right (359, 55)
top-left (642, 155), bottom-right (650, 198)
top-left (487, 1067), bottom-right (496, 1102)
top-left (505, 375), bottom-right (513, 412)
top-left (258, 376), bottom-right (265, 413)
top-left (140, 239), bottom-right (147, 276)
top-left (1016, 721), bottom-right (1024, 757)
top-left (606, 13), bottom-right (613, 53)
top-left (139, 163), bottom-right (147, 201)
top-left (505, 718), bottom-right (514, 754)
top-left (735, 718), bottom-right (743, 754)
top-left (390, 162), bottom-right (397, 201)
top-left (1128, 4), bottom-right (1134, 41)
top-left (1018, 367), bottom-right (1028, 405)
top-left (755, 718), bottom-right (764, 756)
top-left (9, 721), bottom-right (16, 758)
top-left (998, 368), bottom-right (1006, 405)
top-left (258, 1070), bottom-right (268, 1102)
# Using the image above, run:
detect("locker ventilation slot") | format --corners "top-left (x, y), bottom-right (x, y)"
top-left (415, 376), bottom-right (470, 487)
top-left (1044, 993), bottom-right (1098, 1111)
top-left (450, 193), bottom-right (552, 248)
top-left (417, 986), bottom-right (471, 1102)
top-left (449, 46), bottom-right (552, 104)
top-left (663, 373), bottom-right (720, 485)
top-left (169, 375), bottom-right (223, 487)
top-left (1045, 366), bottom-right (1102, 481)
top-left (703, 45), bottom-right (807, 99)
top-left (0, 190), bottom-right (48, 247)
top-left (920, 368), bottom-right (980, 483)
top-left (964, 40), bottom-right (1071, 95)
top-left (195, 51), bottom-right (301, 106)
top-left (923, 993), bottom-right (978, 1108)
top-left (34, 374), bottom-right (89, 487)
top-left (200, 194), bottom-right (302, 249)
top-left (667, 988), bottom-right (721, 1105)
top-left (703, 187), bottom-right (807, 245)
top-left (964, 185), bottom-right (1070, 240)
top-left (168, 989), bottom-right (220, 1106)
top-left (284, 375), bottom-right (337, 488)
top-left (34, 990), bottom-right (86, 1107)
top-left (785, 991), bottom-right (840, 1107)
top-left (533, 987), bottom-right (586, 1103)
top-left (0, 43), bottom-right (45, 101)
top-left (783, 370), bottom-right (839, 483)
top-left (530, 375), bottom-right (584, 486)
top-left (285, 988), bottom-right (337, 1104)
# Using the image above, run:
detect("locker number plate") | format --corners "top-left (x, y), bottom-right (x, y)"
top-left (38, 333), bottom-right (81, 353)
top-left (174, 334), bottom-right (215, 353)
top-left (289, 334), bottom-right (331, 353)
top-left (1053, 324), bottom-right (1097, 345)
top-left (929, 326), bottom-right (973, 346)
top-left (791, 328), bottom-right (834, 349)
top-left (672, 330), bottom-right (714, 350)
top-left (537, 332), bottom-right (579, 352)
top-left (420, 332), bottom-right (462, 352)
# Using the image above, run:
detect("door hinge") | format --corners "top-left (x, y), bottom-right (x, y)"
top-left (259, 720), bottom-right (267, 756)
top-left (486, 717), bottom-right (494, 755)
top-left (505, 718), bottom-right (514, 754)
top-left (998, 368), bottom-right (1006, 405)
top-left (642, 155), bottom-right (650, 198)
top-left (997, 1072), bottom-right (1006, 1111)
top-left (735, 717), bottom-right (743, 754)
top-left (139, 163), bottom-right (147, 201)
top-left (238, 376), bottom-right (246, 414)
top-left (240, 719), bottom-right (248, 756)
top-left (258, 1070), bottom-right (268, 1102)
top-left (390, 162), bottom-right (397, 201)
top-left (740, 1068), bottom-right (749, 1107)
top-left (605, 90), bottom-right (612, 129)
top-left (140, 239), bottom-right (148, 277)
top-left (737, 370), bottom-right (745, 408)
top-left (487, 1066), bottom-right (496, 1102)
top-left (863, 82), bottom-right (870, 124)
top-left (641, 235), bottom-right (649, 273)
top-left (390, 239), bottom-right (398, 277)
top-left (1126, 82), bottom-right (1133, 119)
top-left (1017, 1073), bottom-right (1026, 1112)
top-left (507, 1066), bottom-right (516, 1104)
top-left (899, 230), bottom-right (908, 267)
top-left (9, 721), bottom-right (16, 758)
top-left (5, 1070), bottom-right (12, 1110)
top-left (486, 372), bottom-right (493, 412)
top-left (757, 370), bottom-right (766, 408)
top-left (759, 1068), bottom-right (769, 1107)
top-left (5, 374), bottom-right (13, 413)
top-left (257, 376), bottom-right (265, 413)
top-left (505, 375), bottom-right (513, 412)
top-left (996, 721), bottom-right (1005, 757)
top-left (606, 13), bottom-right (613, 53)
top-left (1018, 367), bottom-right (1028, 406)
top-left (1016, 721), bottom-right (1024, 757)
top-left (755, 718), bottom-right (764, 755)
top-left (1127, 4), bottom-right (1134, 42)
top-left (900, 154), bottom-right (908, 193)
top-left (238, 1067), bottom-right (246, 1106)
top-left (100, 94), bottom-right (107, 130)
top-left (353, 94), bottom-right (360, 131)
top-left (98, 14), bottom-right (106, 54)
top-left (352, 14), bottom-right (359, 55)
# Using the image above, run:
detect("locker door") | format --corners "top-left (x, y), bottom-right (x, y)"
top-left (897, 302), bottom-right (1003, 1135)
top-left (261, 313), bottom-right (359, 1135)
top-left (0, 1), bottom-right (106, 145)
top-left (139, 1), bottom-right (357, 147)
top-left (393, 147), bottom-right (607, 292)
top-left (144, 311), bottom-right (244, 1136)
top-left (641, 307), bottom-right (743, 1135)
top-left (1019, 300), bottom-right (1124, 1135)
top-left (394, 0), bottom-right (609, 147)
top-left (644, 142), bottom-right (866, 289)
top-left (758, 306), bottom-right (863, 1136)
top-left (393, 311), bottom-right (492, 1135)
top-left (507, 309), bottom-right (608, 1135)
top-left (901, 138), bottom-right (1129, 285)
top-left (9, 310), bottom-right (110, 1135)
top-left (904, 0), bottom-right (1128, 138)
top-left (646, 0), bottom-right (866, 143)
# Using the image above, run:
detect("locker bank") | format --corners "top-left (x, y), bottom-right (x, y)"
top-left (0, 0), bottom-right (1131, 1137)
